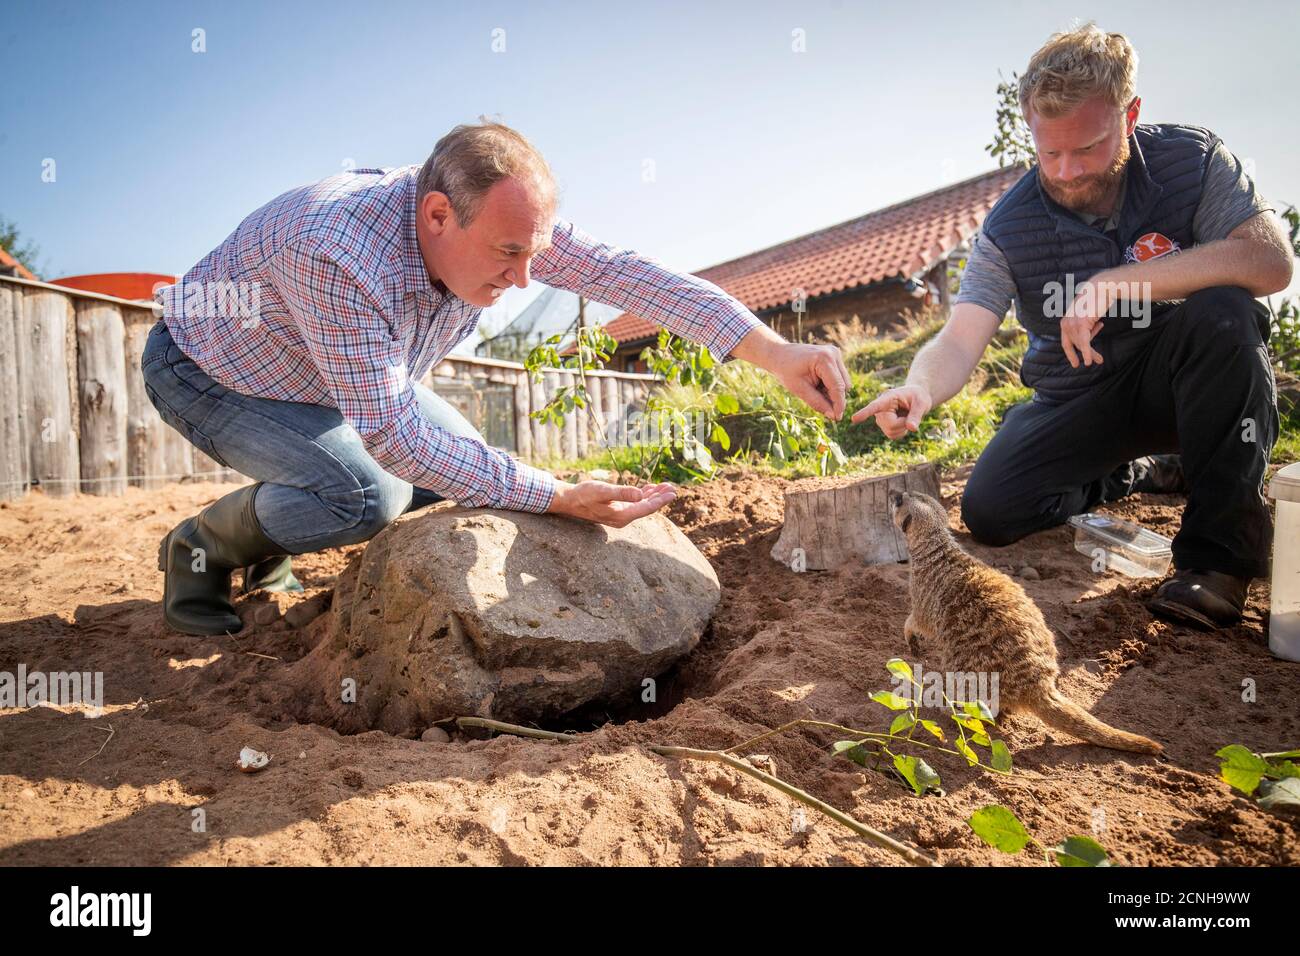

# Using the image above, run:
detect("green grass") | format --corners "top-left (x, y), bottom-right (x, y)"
top-left (1275, 397), bottom-right (1300, 465)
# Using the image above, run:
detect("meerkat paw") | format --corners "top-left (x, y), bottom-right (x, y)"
top-left (903, 612), bottom-right (923, 658)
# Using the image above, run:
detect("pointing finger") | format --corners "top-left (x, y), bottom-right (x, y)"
top-left (854, 393), bottom-right (897, 421)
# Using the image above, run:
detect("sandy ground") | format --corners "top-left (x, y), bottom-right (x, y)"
top-left (0, 468), bottom-right (1296, 866)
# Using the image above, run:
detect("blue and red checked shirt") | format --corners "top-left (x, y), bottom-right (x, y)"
top-left (155, 165), bottom-right (761, 513)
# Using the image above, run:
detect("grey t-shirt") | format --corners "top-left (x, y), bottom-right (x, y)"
top-left (954, 139), bottom-right (1274, 317)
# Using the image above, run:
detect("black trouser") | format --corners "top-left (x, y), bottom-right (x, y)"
top-left (961, 286), bottom-right (1277, 579)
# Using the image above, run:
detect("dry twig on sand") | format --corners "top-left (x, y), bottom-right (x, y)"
top-left (78, 723), bottom-right (115, 766)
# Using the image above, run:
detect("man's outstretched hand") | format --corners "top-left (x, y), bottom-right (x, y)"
top-left (733, 328), bottom-right (849, 420)
top-left (851, 383), bottom-right (933, 439)
top-left (765, 342), bottom-right (851, 419)
top-left (547, 480), bottom-right (677, 528)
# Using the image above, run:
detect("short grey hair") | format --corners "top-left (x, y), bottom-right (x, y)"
top-left (416, 119), bottom-right (556, 227)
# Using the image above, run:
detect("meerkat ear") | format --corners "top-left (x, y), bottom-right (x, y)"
top-left (900, 513), bottom-right (913, 533)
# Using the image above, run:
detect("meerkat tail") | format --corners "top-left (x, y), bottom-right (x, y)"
top-left (1029, 689), bottom-right (1164, 755)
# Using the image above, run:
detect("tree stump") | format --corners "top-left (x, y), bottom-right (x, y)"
top-left (770, 463), bottom-right (942, 571)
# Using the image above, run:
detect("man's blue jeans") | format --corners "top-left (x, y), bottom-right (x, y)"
top-left (140, 320), bottom-right (484, 554)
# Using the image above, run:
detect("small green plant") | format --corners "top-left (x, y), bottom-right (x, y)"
top-left (1271, 297), bottom-right (1300, 374)
top-left (683, 358), bottom-right (847, 474)
top-left (831, 658), bottom-right (1012, 796)
top-left (986, 69), bottom-right (1035, 169)
top-left (1215, 744), bottom-right (1300, 813)
top-left (1266, 204), bottom-right (1300, 375)
top-left (523, 326), bottom-right (617, 430)
top-left (632, 331), bottom-right (732, 479)
top-left (967, 805), bottom-right (1110, 866)
top-left (1281, 203), bottom-right (1300, 258)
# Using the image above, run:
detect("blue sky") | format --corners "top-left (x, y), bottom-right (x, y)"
top-left (5, 0), bottom-right (1298, 338)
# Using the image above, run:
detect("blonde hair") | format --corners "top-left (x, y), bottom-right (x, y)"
top-left (416, 118), bottom-right (556, 226)
top-left (1018, 23), bottom-right (1138, 119)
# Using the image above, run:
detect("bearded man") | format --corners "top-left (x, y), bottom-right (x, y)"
top-left (854, 23), bottom-right (1293, 629)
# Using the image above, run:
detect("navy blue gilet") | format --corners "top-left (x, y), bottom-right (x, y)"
top-left (980, 123), bottom-right (1217, 405)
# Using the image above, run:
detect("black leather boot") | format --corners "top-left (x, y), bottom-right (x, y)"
top-left (157, 483), bottom-right (286, 635)
top-left (1131, 454), bottom-right (1187, 494)
top-left (1146, 568), bottom-right (1251, 630)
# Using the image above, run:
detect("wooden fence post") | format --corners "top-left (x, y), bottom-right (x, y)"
top-left (626, 380), bottom-right (641, 452)
top-left (75, 300), bottom-right (129, 495)
top-left (513, 369), bottom-right (533, 461)
top-left (22, 290), bottom-right (80, 497)
top-left (541, 370), bottom-right (559, 460)
top-left (587, 371), bottom-right (604, 454)
top-left (191, 447), bottom-right (223, 482)
top-left (562, 370), bottom-right (578, 460)
top-left (123, 310), bottom-right (169, 489)
top-left (574, 372), bottom-right (590, 459)
top-left (0, 286), bottom-right (28, 500)
top-left (603, 376), bottom-right (620, 449)
top-left (162, 419), bottom-right (194, 484)
top-left (528, 372), bottom-right (547, 461)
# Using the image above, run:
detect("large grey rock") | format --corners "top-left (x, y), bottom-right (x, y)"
top-left (283, 504), bottom-right (719, 735)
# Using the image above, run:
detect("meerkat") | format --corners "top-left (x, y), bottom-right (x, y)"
top-left (889, 490), bottom-right (1163, 756)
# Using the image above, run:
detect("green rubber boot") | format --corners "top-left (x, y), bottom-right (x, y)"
top-left (156, 483), bottom-right (286, 636)
top-left (241, 556), bottom-right (304, 594)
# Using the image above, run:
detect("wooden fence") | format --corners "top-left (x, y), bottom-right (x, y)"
top-left (0, 275), bottom-right (658, 501)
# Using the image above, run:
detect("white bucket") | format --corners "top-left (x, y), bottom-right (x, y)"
top-left (1267, 462), bottom-right (1300, 662)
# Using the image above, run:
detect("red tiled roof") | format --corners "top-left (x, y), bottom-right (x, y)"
top-left (598, 313), bottom-right (661, 346)
top-left (0, 244), bottom-right (36, 281)
top-left (570, 166), bottom-right (1026, 349)
top-left (697, 166), bottom-right (1024, 312)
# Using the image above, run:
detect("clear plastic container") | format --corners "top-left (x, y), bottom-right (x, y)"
top-left (1069, 512), bottom-right (1173, 579)
top-left (1267, 462), bottom-right (1300, 662)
